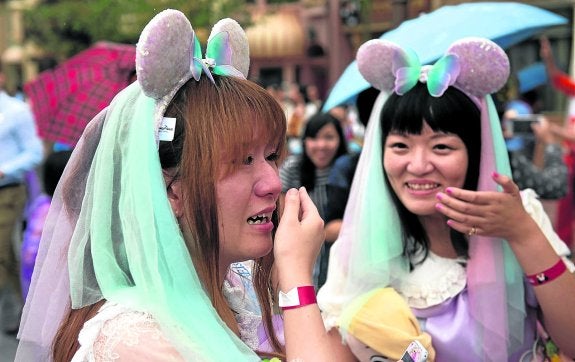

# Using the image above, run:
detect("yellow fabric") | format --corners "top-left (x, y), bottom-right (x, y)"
top-left (343, 287), bottom-right (436, 361)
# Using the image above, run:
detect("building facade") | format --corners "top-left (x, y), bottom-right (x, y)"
top-left (244, 0), bottom-right (574, 108)
top-left (1, 0), bottom-right (574, 109)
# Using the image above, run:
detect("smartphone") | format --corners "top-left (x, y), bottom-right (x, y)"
top-left (509, 114), bottom-right (541, 134)
top-left (400, 340), bottom-right (428, 362)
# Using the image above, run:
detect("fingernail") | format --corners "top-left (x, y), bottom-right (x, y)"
top-left (446, 188), bottom-right (453, 195)
top-left (492, 171), bottom-right (499, 178)
top-left (436, 193), bottom-right (443, 200)
top-left (287, 188), bottom-right (298, 196)
top-left (435, 203), bottom-right (442, 210)
top-left (446, 219), bottom-right (453, 227)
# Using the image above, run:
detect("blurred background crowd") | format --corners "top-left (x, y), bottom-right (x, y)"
top-left (2, 0), bottom-right (575, 360)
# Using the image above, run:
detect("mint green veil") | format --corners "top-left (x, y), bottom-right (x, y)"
top-left (17, 82), bottom-right (259, 361)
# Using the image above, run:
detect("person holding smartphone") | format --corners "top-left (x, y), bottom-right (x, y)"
top-left (501, 111), bottom-right (568, 200)
top-left (540, 35), bottom-right (575, 251)
top-left (498, 69), bottom-right (568, 201)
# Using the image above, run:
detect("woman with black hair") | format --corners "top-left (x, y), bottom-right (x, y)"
top-left (280, 112), bottom-right (349, 288)
top-left (318, 38), bottom-right (575, 361)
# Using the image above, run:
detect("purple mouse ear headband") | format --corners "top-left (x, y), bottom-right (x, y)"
top-left (356, 37), bottom-right (509, 101)
top-left (135, 9), bottom-right (250, 142)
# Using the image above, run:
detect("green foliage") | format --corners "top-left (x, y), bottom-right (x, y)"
top-left (24, 0), bottom-right (250, 61)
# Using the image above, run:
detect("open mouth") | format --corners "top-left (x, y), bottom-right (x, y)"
top-left (247, 213), bottom-right (272, 225)
top-left (406, 183), bottom-right (439, 191)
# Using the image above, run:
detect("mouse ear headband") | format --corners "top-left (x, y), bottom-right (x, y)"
top-left (356, 37), bottom-right (509, 101)
top-left (342, 37), bottom-right (525, 361)
top-left (16, 9), bottom-right (260, 361)
top-left (136, 9), bottom-right (250, 143)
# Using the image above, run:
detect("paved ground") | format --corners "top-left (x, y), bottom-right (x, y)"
top-left (0, 288), bottom-right (22, 362)
top-left (0, 332), bottom-right (17, 361)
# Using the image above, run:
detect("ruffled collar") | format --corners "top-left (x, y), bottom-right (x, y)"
top-left (393, 252), bottom-right (467, 309)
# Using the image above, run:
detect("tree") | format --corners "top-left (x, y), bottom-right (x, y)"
top-left (25, 0), bottom-right (250, 62)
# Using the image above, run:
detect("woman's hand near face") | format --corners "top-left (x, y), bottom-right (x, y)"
top-left (274, 188), bottom-right (347, 362)
top-left (436, 172), bottom-right (575, 356)
top-left (274, 187), bottom-right (325, 290)
top-left (433, 172), bottom-right (538, 243)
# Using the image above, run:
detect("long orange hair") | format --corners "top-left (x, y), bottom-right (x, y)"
top-left (53, 76), bottom-right (287, 359)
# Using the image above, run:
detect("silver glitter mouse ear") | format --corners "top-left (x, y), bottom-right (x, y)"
top-left (136, 9), bottom-right (195, 141)
top-left (356, 39), bottom-right (406, 93)
top-left (135, 10), bottom-right (252, 143)
top-left (447, 37), bottom-right (510, 99)
top-left (136, 9), bottom-right (194, 101)
top-left (208, 18), bottom-right (250, 78)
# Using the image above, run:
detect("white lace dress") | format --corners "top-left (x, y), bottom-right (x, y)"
top-left (71, 262), bottom-right (280, 361)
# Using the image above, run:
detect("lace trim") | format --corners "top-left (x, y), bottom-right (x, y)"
top-left (520, 189), bottom-right (540, 216)
top-left (94, 309), bottom-right (164, 361)
top-left (72, 302), bottom-right (173, 362)
top-left (223, 276), bottom-right (262, 350)
top-left (395, 253), bottom-right (467, 308)
top-left (73, 263), bottom-right (265, 361)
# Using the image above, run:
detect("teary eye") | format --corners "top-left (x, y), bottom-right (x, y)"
top-left (243, 155), bottom-right (255, 165)
top-left (266, 152), bottom-right (280, 162)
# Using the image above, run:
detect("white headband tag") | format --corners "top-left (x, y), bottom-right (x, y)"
top-left (158, 117), bottom-right (176, 141)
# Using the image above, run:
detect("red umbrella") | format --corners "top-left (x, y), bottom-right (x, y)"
top-left (24, 41), bottom-right (136, 147)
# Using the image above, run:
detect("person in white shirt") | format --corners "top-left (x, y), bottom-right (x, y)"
top-left (0, 63), bottom-right (42, 333)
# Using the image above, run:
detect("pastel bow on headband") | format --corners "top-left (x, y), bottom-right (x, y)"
top-left (357, 37), bottom-right (509, 99)
top-left (191, 30), bottom-right (246, 83)
top-left (394, 49), bottom-right (460, 97)
top-left (134, 9), bottom-right (250, 143)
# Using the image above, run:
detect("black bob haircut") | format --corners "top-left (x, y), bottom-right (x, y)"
top-left (379, 82), bottom-right (482, 262)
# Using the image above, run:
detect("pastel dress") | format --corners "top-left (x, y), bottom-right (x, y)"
top-left (318, 190), bottom-right (575, 362)
top-left (71, 262), bottom-right (284, 361)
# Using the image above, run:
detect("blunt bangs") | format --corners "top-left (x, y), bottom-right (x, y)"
top-left (212, 76), bottom-right (287, 175)
top-left (380, 82), bottom-right (482, 191)
top-left (381, 82), bottom-right (480, 138)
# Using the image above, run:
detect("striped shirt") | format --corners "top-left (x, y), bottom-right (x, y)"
top-left (279, 155), bottom-right (331, 219)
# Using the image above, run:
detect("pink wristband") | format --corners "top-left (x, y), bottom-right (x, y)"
top-left (526, 259), bottom-right (567, 286)
top-left (278, 285), bottom-right (316, 310)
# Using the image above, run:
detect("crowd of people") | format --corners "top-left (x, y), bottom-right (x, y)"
top-left (0, 7), bottom-right (574, 362)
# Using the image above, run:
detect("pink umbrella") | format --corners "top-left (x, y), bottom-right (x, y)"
top-left (24, 41), bottom-right (136, 146)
